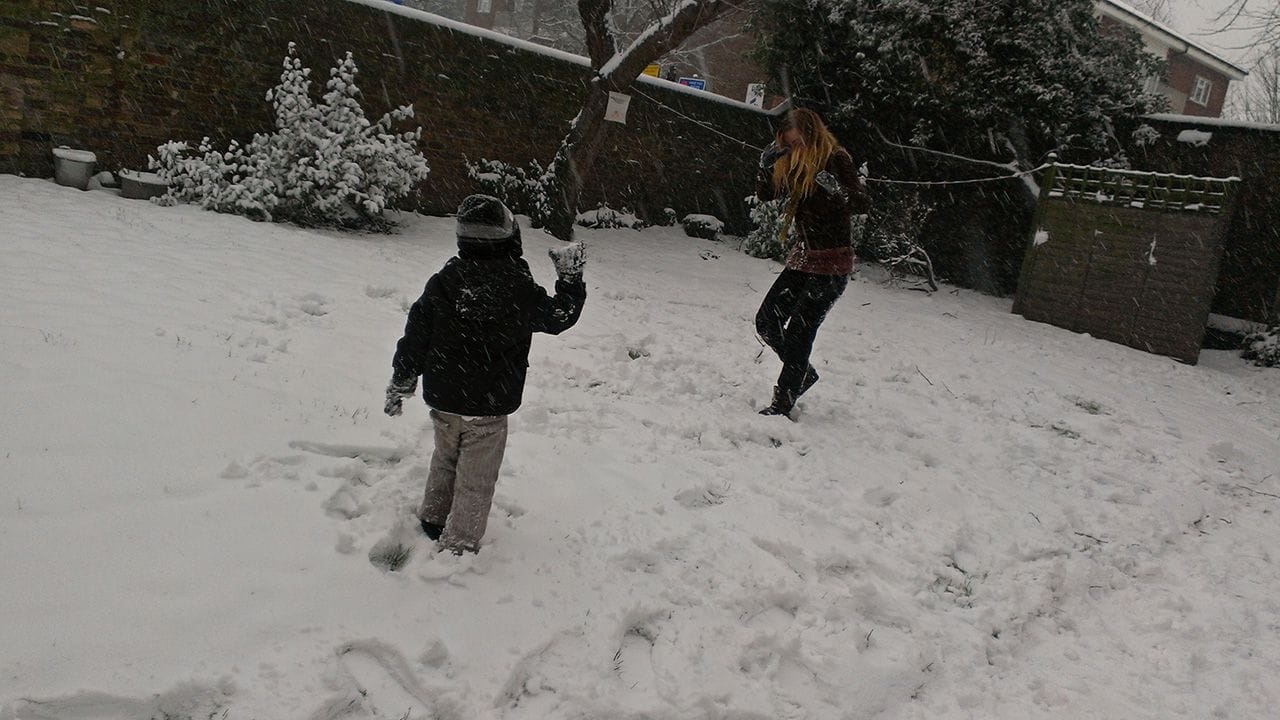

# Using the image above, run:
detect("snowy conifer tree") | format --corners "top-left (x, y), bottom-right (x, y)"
top-left (152, 44), bottom-right (429, 229)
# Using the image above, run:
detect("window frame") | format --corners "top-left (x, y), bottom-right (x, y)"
top-left (1190, 75), bottom-right (1213, 107)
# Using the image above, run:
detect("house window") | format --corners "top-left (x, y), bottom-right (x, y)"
top-left (1190, 76), bottom-right (1213, 106)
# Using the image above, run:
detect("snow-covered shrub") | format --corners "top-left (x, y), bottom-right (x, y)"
top-left (467, 158), bottom-right (553, 228)
top-left (659, 207), bottom-right (678, 227)
top-left (681, 213), bottom-right (724, 240)
top-left (861, 190), bottom-right (937, 291)
top-left (1132, 123), bottom-right (1162, 148)
top-left (1241, 326), bottom-right (1280, 368)
top-left (575, 205), bottom-right (646, 230)
top-left (741, 195), bottom-right (785, 260)
top-left (860, 191), bottom-right (927, 263)
top-left (150, 43), bottom-right (429, 229)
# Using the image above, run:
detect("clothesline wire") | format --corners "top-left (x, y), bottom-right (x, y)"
top-left (629, 85), bottom-right (1049, 187)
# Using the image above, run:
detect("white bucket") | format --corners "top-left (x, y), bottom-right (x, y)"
top-left (53, 147), bottom-right (97, 191)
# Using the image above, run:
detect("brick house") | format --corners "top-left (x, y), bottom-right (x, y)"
top-left (1097, 0), bottom-right (1248, 118)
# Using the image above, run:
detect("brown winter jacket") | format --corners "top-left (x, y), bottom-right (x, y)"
top-left (757, 147), bottom-right (869, 275)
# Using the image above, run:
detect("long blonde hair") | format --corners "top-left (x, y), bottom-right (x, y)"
top-left (771, 108), bottom-right (839, 244)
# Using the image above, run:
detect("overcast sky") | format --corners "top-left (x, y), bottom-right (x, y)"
top-left (1170, 0), bottom-right (1261, 64)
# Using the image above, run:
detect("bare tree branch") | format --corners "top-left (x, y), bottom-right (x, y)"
top-left (1225, 40), bottom-right (1280, 123)
top-left (1208, 0), bottom-right (1252, 35)
top-left (1126, 0), bottom-right (1174, 25)
top-left (1203, 0), bottom-right (1280, 51)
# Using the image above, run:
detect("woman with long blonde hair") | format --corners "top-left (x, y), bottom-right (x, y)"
top-left (754, 108), bottom-right (868, 417)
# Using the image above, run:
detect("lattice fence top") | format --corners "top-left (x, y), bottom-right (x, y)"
top-left (1045, 163), bottom-right (1240, 215)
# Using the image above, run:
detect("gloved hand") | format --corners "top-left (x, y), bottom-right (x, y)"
top-left (814, 170), bottom-right (844, 198)
top-left (384, 377), bottom-right (417, 417)
top-left (759, 141), bottom-right (789, 170)
top-left (548, 242), bottom-right (586, 283)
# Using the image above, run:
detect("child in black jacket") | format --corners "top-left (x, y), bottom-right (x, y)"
top-left (385, 195), bottom-right (586, 554)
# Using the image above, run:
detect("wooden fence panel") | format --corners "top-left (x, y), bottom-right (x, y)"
top-left (1013, 164), bottom-right (1237, 364)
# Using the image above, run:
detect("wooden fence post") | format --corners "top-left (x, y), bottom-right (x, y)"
top-left (1011, 156), bottom-right (1058, 315)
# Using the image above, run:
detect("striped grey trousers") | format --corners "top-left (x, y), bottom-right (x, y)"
top-left (419, 410), bottom-right (509, 553)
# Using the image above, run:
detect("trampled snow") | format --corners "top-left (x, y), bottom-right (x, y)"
top-left (2, 175), bottom-right (1279, 719)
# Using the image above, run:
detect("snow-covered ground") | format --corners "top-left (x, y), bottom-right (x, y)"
top-left (2, 174), bottom-right (1279, 720)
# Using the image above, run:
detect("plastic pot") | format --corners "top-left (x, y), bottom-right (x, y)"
top-left (119, 170), bottom-right (169, 200)
top-left (53, 147), bottom-right (97, 191)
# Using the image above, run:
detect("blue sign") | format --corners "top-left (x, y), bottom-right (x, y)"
top-left (678, 77), bottom-right (707, 91)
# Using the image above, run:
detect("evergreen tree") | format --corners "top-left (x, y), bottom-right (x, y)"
top-left (753, 0), bottom-right (1165, 169)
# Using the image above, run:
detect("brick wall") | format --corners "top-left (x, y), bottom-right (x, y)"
top-left (0, 0), bottom-right (774, 229)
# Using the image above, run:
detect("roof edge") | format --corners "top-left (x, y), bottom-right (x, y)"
top-left (1098, 0), bottom-right (1248, 81)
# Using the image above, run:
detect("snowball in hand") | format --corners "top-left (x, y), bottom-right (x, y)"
top-left (549, 242), bottom-right (585, 280)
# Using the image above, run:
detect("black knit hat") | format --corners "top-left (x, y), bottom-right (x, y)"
top-left (456, 194), bottom-right (517, 244)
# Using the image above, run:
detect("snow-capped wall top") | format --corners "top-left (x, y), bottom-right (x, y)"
top-left (343, 0), bottom-right (776, 115)
top-left (1146, 113), bottom-right (1280, 133)
top-left (345, 0), bottom-right (591, 67)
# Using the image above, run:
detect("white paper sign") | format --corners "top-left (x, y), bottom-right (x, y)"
top-left (605, 91), bottom-right (631, 124)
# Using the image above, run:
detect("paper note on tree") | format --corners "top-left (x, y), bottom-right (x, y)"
top-left (605, 91), bottom-right (631, 124)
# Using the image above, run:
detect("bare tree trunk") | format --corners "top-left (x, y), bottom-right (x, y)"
top-left (544, 86), bottom-right (613, 241)
top-left (542, 0), bottom-right (731, 241)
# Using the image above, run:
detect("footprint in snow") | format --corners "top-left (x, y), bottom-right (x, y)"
top-left (289, 440), bottom-right (406, 467)
top-left (0, 682), bottom-right (233, 720)
top-left (740, 597), bottom-right (800, 635)
top-left (613, 620), bottom-right (661, 695)
top-left (321, 640), bottom-right (434, 720)
top-left (368, 519), bottom-right (421, 572)
top-left (673, 481), bottom-right (730, 509)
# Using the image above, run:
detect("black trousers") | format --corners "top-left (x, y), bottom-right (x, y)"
top-left (755, 268), bottom-right (848, 396)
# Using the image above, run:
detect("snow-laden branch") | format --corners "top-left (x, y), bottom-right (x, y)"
top-left (597, 0), bottom-right (730, 88)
